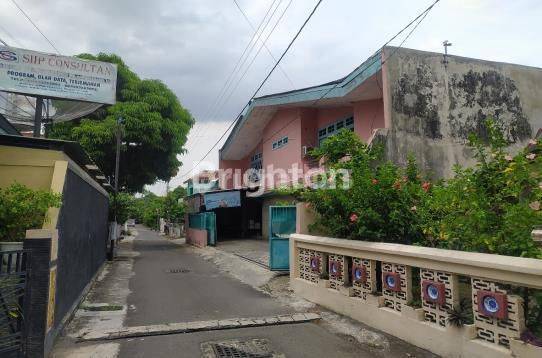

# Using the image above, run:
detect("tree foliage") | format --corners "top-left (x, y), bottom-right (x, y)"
top-left (50, 53), bottom-right (194, 192)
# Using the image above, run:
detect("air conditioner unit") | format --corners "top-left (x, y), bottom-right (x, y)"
top-left (302, 146), bottom-right (314, 157)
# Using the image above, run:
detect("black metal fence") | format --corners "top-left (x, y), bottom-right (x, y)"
top-left (54, 168), bottom-right (109, 327)
top-left (0, 250), bottom-right (30, 358)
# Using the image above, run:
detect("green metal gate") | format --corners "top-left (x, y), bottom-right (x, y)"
top-left (189, 212), bottom-right (217, 246)
top-left (269, 206), bottom-right (296, 271)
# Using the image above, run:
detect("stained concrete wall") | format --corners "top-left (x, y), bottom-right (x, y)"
top-left (381, 46), bottom-right (542, 178)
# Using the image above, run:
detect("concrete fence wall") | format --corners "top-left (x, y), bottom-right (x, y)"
top-left (289, 233), bottom-right (542, 358)
top-left (186, 228), bottom-right (207, 248)
top-left (1, 143), bottom-right (109, 357)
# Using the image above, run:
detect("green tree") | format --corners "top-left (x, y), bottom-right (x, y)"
top-left (50, 53), bottom-right (194, 192)
top-left (131, 191), bottom-right (165, 229)
top-left (163, 186), bottom-right (186, 223)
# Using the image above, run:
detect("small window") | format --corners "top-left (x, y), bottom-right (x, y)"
top-left (345, 116), bottom-right (354, 126)
top-left (336, 121), bottom-right (344, 130)
top-left (327, 124), bottom-right (335, 133)
top-left (318, 129), bottom-right (326, 137)
top-left (272, 136), bottom-right (289, 150)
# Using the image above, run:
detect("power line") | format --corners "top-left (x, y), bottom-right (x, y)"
top-left (233, 0), bottom-right (295, 88)
top-left (259, 0), bottom-right (439, 146)
top-left (0, 23), bottom-right (24, 47)
top-left (185, 0), bottom-right (288, 152)
top-left (216, 0), bottom-right (294, 120)
top-left (179, 0), bottom-right (325, 180)
top-left (205, 0), bottom-right (285, 127)
top-left (10, 0), bottom-right (60, 54)
top-left (311, 0), bottom-right (440, 106)
top-left (184, 0), bottom-right (281, 147)
top-left (0, 93), bottom-right (34, 116)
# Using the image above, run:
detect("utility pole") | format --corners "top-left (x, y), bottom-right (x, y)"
top-left (33, 96), bottom-right (43, 137)
top-left (109, 116), bottom-right (123, 261)
top-left (443, 40), bottom-right (452, 67)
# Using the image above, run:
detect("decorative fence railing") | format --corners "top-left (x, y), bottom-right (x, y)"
top-left (290, 234), bottom-right (542, 358)
top-left (0, 250), bottom-right (30, 358)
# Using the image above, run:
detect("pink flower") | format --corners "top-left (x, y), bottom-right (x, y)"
top-left (526, 153), bottom-right (536, 160)
top-left (422, 182), bottom-right (432, 192)
top-left (393, 180), bottom-right (402, 190)
top-left (529, 139), bottom-right (537, 145)
top-left (529, 201), bottom-right (540, 211)
top-left (504, 155), bottom-right (513, 161)
top-left (349, 213), bottom-right (359, 223)
top-left (371, 178), bottom-right (378, 185)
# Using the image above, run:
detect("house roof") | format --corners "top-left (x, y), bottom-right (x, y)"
top-left (220, 48), bottom-right (384, 160)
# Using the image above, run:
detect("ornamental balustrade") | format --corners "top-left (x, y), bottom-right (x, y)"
top-left (290, 233), bottom-right (542, 358)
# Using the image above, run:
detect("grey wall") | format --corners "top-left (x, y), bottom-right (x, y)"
top-left (381, 47), bottom-right (542, 178)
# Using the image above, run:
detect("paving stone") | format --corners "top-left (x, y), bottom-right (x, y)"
top-left (218, 319), bottom-right (241, 329)
top-left (277, 315), bottom-right (295, 323)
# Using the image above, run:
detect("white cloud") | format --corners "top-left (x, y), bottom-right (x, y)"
top-left (2, 0), bottom-right (541, 195)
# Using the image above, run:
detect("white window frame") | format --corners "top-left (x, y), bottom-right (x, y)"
top-left (318, 116), bottom-right (354, 146)
top-left (272, 136), bottom-right (289, 150)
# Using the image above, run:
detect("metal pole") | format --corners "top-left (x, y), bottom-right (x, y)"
top-left (114, 119), bottom-right (121, 198)
top-left (33, 96), bottom-right (43, 137)
top-left (109, 117), bottom-right (122, 261)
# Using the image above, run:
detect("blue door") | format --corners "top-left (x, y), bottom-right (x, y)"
top-left (205, 212), bottom-right (217, 246)
top-left (269, 206), bottom-right (296, 271)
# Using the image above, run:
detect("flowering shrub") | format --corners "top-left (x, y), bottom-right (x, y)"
top-left (293, 122), bottom-right (542, 259)
top-left (296, 130), bottom-right (427, 245)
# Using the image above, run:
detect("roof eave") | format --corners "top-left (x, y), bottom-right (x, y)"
top-left (220, 49), bottom-right (383, 159)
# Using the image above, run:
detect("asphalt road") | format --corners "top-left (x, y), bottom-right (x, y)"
top-left (118, 226), bottom-right (373, 357)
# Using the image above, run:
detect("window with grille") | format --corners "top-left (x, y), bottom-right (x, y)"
top-left (318, 116), bottom-right (354, 145)
top-left (272, 136), bottom-right (288, 150)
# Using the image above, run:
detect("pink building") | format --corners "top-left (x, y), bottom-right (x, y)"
top-left (219, 46), bottom-right (542, 238)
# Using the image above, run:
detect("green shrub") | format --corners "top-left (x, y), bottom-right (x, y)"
top-left (417, 121), bottom-right (542, 258)
top-left (0, 183), bottom-right (62, 242)
top-left (293, 122), bottom-right (542, 258)
top-left (295, 129), bottom-right (427, 245)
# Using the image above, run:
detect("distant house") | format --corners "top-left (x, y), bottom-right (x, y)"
top-left (184, 170), bottom-right (219, 196)
top-left (219, 46), bottom-right (542, 238)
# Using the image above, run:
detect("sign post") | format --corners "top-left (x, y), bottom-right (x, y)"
top-left (33, 96), bottom-right (43, 137)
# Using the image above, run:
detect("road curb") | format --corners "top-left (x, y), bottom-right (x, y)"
top-left (78, 313), bottom-right (321, 341)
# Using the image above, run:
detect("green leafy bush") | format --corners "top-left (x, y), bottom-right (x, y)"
top-left (0, 183), bottom-right (62, 242)
top-left (417, 121), bottom-right (542, 258)
top-left (293, 122), bottom-right (542, 258)
top-left (294, 129), bottom-right (427, 245)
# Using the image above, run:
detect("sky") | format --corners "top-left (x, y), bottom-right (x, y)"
top-left (1, 0), bottom-right (541, 195)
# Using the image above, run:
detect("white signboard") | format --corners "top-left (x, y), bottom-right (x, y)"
top-left (0, 46), bottom-right (117, 104)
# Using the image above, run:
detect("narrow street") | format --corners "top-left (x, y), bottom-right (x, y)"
top-left (51, 226), bottom-right (435, 358)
